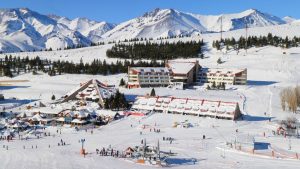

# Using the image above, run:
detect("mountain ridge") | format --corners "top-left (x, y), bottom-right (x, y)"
top-left (0, 8), bottom-right (290, 53)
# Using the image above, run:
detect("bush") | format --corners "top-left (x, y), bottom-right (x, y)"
top-left (150, 88), bottom-right (156, 97)
top-left (51, 95), bottom-right (56, 101)
top-left (280, 86), bottom-right (300, 113)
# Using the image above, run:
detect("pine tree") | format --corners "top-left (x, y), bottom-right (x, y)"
top-left (104, 98), bottom-right (110, 109)
top-left (119, 78), bottom-right (125, 86)
top-left (206, 85), bottom-right (211, 90)
top-left (51, 94), bottom-right (56, 101)
top-left (217, 58), bottom-right (222, 64)
top-left (150, 88), bottom-right (156, 97)
top-left (221, 82), bottom-right (226, 90)
top-left (211, 81), bottom-right (216, 89)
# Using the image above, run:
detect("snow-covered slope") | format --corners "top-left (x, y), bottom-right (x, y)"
top-left (102, 8), bottom-right (206, 40)
top-left (103, 8), bottom-right (286, 40)
top-left (50, 16), bottom-right (116, 42)
top-left (283, 16), bottom-right (297, 23)
top-left (0, 8), bottom-right (91, 52)
top-left (194, 9), bottom-right (285, 32)
top-left (4, 21), bottom-right (300, 65)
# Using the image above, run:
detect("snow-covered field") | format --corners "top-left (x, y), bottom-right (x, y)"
top-left (1, 42), bottom-right (300, 168)
top-left (1, 113), bottom-right (300, 169)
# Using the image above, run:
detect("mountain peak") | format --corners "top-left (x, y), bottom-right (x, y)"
top-left (240, 8), bottom-right (262, 16)
top-left (283, 16), bottom-right (297, 23)
top-left (142, 8), bottom-right (177, 18)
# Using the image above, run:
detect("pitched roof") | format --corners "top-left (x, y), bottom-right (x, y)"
top-left (61, 79), bottom-right (116, 107)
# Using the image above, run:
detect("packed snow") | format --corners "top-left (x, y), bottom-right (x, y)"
top-left (1, 41), bottom-right (300, 168)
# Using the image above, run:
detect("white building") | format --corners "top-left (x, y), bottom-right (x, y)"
top-left (131, 96), bottom-right (242, 120)
top-left (128, 67), bottom-right (171, 88)
top-left (198, 68), bottom-right (247, 85)
top-left (166, 60), bottom-right (200, 87)
top-left (128, 60), bottom-right (200, 89)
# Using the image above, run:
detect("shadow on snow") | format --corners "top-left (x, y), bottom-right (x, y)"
top-left (0, 86), bottom-right (30, 91)
top-left (241, 114), bottom-right (274, 122)
top-left (247, 80), bottom-right (277, 86)
top-left (164, 158), bottom-right (205, 166)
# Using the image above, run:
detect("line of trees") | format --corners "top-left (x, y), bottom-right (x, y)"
top-left (206, 81), bottom-right (226, 90)
top-left (280, 86), bottom-right (300, 113)
top-left (0, 55), bottom-right (164, 77)
top-left (212, 33), bottom-right (300, 50)
top-left (103, 90), bottom-right (128, 110)
top-left (106, 40), bottom-right (204, 60)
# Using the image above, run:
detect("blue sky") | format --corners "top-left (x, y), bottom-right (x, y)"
top-left (0, 0), bottom-right (299, 23)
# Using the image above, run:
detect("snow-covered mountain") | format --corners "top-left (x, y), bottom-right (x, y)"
top-left (0, 8), bottom-right (291, 53)
top-left (49, 16), bottom-right (116, 42)
top-left (102, 8), bottom-right (286, 40)
top-left (0, 8), bottom-right (94, 52)
top-left (195, 9), bottom-right (285, 32)
top-left (102, 8), bottom-right (206, 40)
top-left (282, 16), bottom-right (300, 24)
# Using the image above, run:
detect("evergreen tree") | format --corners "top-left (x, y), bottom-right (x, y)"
top-left (206, 85), bottom-right (211, 90)
top-left (217, 58), bottom-right (222, 64)
top-left (221, 82), bottom-right (226, 90)
top-left (51, 94), bottom-right (56, 101)
top-left (217, 83), bottom-right (222, 90)
top-left (150, 88), bottom-right (156, 97)
top-left (119, 78), bottom-right (126, 86)
top-left (3, 66), bottom-right (13, 78)
top-left (211, 81), bottom-right (216, 89)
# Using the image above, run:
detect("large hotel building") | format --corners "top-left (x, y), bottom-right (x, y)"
top-left (127, 60), bottom-right (247, 88)
top-left (197, 68), bottom-right (247, 85)
top-left (127, 60), bottom-right (199, 89)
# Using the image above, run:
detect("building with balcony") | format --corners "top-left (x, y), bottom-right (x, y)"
top-left (166, 60), bottom-right (200, 87)
top-left (128, 60), bottom-right (200, 89)
top-left (198, 68), bottom-right (247, 85)
top-left (127, 67), bottom-right (171, 88)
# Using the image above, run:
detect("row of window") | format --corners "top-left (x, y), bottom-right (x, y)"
top-left (140, 80), bottom-right (169, 84)
top-left (199, 77), bottom-right (234, 81)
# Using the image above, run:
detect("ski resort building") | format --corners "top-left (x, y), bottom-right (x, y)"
top-left (30, 107), bottom-right (63, 119)
top-left (198, 68), bottom-right (247, 85)
top-left (127, 60), bottom-right (200, 88)
top-left (130, 96), bottom-right (242, 120)
top-left (166, 60), bottom-right (200, 87)
top-left (127, 67), bottom-right (172, 88)
top-left (60, 79), bottom-right (116, 107)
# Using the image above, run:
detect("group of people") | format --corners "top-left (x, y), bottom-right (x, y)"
top-left (96, 147), bottom-right (123, 158)
top-left (163, 137), bottom-right (174, 144)
top-left (58, 139), bottom-right (66, 146)
top-left (149, 128), bottom-right (161, 133)
top-left (0, 135), bottom-right (12, 141)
